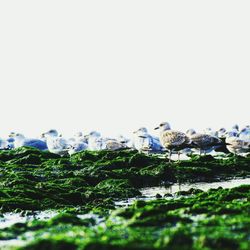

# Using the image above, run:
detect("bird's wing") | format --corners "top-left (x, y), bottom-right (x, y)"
top-left (191, 134), bottom-right (212, 146)
top-left (106, 140), bottom-right (123, 150)
top-left (56, 138), bottom-right (68, 149)
top-left (25, 139), bottom-right (48, 150)
top-left (225, 137), bottom-right (249, 149)
top-left (162, 131), bottom-right (187, 146)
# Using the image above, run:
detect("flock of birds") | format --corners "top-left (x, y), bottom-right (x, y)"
top-left (0, 122), bottom-right (250, 160)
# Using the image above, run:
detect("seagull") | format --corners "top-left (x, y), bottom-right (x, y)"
top-left (68, 141), bottom-right (88, 155)
top-left (231, 124), bottom-right (240, 134)
top-left (102, 138), bottom-right (127, 151)
top-left (0, 138), bottom-right (8, 149)
top-left (133, 127), bottom-right (151, 153)
top-left (239, 127), bottom-right (250, 142)
top-left (87, 131), bottom-right (103, 150)
top-left (73, 132), bottom-right (88, 143)
top-left (42, 129), bottom-right (68, 156)
top-left (204, 127), bottom-right (218, 137)
top-left (10, 133), bottom-right (48, 151)
top-left (225, 131), bottom-right (250, 156)
top-left (217, 128), bottom-right (227, 138)
top-left (116, 135), bottom-right (132, 148)
top-left (186, 129), bottom-right (224, 155)
top-left (67, 132), bottom-right (87, 145)
top-left (133, 127), bottom-right (163, 154)
top-left (155, 122), bottom-right (192, 161)
top-left (6, 134), bottom-right (15, 149)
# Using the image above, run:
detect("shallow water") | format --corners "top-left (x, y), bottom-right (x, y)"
top-left (0, 210), bottom-right (58, 229)
top-left (0, 212), bottom-right (103, 248)
top-left (0, 211), bottom-right (58, 249)
top-left (0, 239), bottom-right (26, 249)
top-left (115, 177), bottom-right (250, 206)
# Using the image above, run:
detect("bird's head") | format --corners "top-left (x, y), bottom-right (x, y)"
top-left (10, 133), bottom-right (25, 140)
top-left (89, 131), bottom-right (101, 138)
top-left (133, 127), bottom-right (148, 135)
top-left (154, 122), bottom-right (171, 132)
top-left (226, 131), bottom-right (238, 138)
top-left (232, 124), bottom-right (239, 131)
top-left (186, 129), bottom-right (196, 136)
top-left (42, 129), bottom-right (58, 138)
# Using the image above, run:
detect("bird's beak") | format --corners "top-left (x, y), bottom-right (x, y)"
top-left (154, 127), bottom-right (159, 130)
top-left (138, 135), bottom-right (147, 138)
top-left (9, 134), bottom-right (14, 138)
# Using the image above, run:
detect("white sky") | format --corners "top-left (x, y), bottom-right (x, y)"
top-left (0, 1), bottom-right (250, 138)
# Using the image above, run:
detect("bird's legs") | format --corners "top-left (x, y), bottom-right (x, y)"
top-left (165, 150), bottom-right (172, 162)
top-left (177, 151), bottom-right (181, 162)
top-left (168, 150), bottom-right (172, 162)
top-left (234, 151), bottom-right (237, 164)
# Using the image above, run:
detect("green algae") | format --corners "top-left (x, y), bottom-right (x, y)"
top-left (0, 147), bottom-right (250, 249)
top-left (0, 147), bottom-right (250, 213)
top-left (0, 185), bottom-right (248, 250)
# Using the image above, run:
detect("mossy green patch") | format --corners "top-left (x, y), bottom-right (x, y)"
top-left (0, 185), bottom-right (248, 250)
top-left (0, 147), bottom-right (250, 213)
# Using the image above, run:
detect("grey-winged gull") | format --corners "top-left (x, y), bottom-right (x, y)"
top-left (225, 131), bottom-right (250, 155)
top-left (86, 131), bottom-right (103, 150)
top-left (68, 141), bottom-right (88, 155)
top-left (133, 127), bottom-right (163, 154)
top-left (186, 130), bottom-right (223, 155)
top-left (42, 129), bottom-right (68, 156)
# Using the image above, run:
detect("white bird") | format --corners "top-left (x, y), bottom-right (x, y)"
top-left (10, 133), bottom-right (48, 150)
top-left (6, 133), bottom-right (15, 149)
top-left (155, 122), bottom-right (192, 161)
top-left (0, 138), bottom-right (8, 149)
top-left (231, 124), bottom-right (240, 134)
top-left (42, 130), bottom-right (68, 156)
top-left (68, 141), bottom-right (88, 155)
top-left (133, 127), bottom-right (151, 153)
top-left (133, 127), bottom-right (163, 154)
top-left (239, 127), bottom-right (250, 142)
top-left (204, 127), bottom-right (218, 137)
top-left (73, 132), bottom-right (88, 143)
top-left (87, 131), bottom-right (103, 150)
top-left (217, 128), bottom-right (227, 138)
top-left (67, 132), bottom-right (87, 145)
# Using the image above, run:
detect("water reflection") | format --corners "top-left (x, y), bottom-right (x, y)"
top-left (115, 177), bottom-right (250, 207)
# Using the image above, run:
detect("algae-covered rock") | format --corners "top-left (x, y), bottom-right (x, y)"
top-left (156, 228), bottom-right (194, 249)
top-left (48, 213), bottom-right (83, 226)
top-left (1, 185), bottom-right (249, 250)
top-left (95, 179), bottom-right (141, 198)
top-left (0, 147), bottom-right (250, 214)
top-left (20, 238), bottom-right (77, 250)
